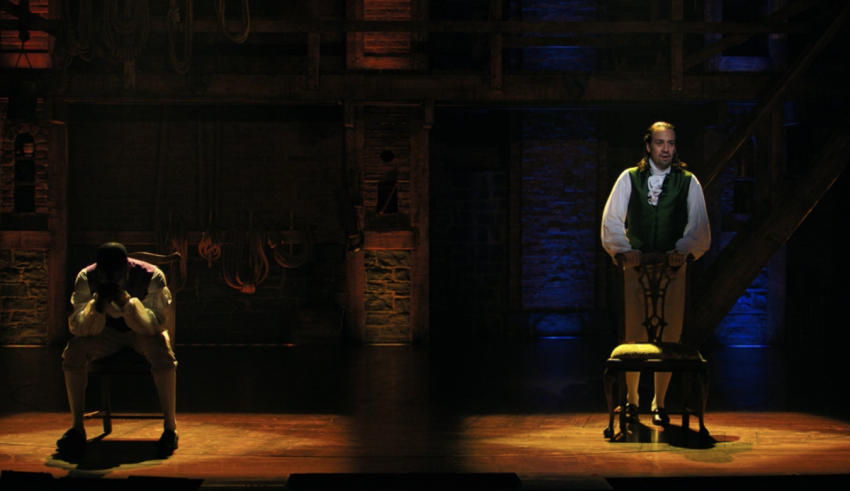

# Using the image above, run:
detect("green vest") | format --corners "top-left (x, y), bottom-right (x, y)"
top-left (626, 166), bottom-right (692, 254)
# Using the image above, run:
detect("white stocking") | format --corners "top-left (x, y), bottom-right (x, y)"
top-left (153, 370), bottom-right (177, 431)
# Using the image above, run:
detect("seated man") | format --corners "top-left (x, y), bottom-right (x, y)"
top-left (57, 242), bottom-right (178, 452)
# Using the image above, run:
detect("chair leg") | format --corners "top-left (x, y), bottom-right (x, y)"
top-left (603, 369), bottom-right (616, 439)
top-left (101, 374), bottom-right (112, 435)
top-left (697, 369), bottom-right (710, 437)
top-left (618, 371), bottom-right (628, 435)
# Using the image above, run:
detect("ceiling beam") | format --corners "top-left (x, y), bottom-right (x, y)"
top-left (14, 72), bottom-right (848, 105)
top-left (0, 18), bottom-right (813, 36)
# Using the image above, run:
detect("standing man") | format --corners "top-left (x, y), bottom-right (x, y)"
top-left (601, 122), bottom-right (711, 425)
top-left (57, 243), bottom-right (178, 452)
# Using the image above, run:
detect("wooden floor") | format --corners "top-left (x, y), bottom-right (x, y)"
top-left (2, 340), bottom-right (850, 489)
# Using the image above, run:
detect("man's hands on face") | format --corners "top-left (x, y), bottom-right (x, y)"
top-left (667, 252), bottom-right (686, 267)
top-left (95, 282), bottom-right (130, 313)
top-left (622, 250), bottom-right (641, 268)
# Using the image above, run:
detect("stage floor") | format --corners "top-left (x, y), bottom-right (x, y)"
top-left (2, 339), bottom-right (849, 489)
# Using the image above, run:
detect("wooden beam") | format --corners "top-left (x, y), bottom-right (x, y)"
top-left (362, 231), bottom-right (414, 250)
top-left (0, 18), bottom-right (812, 35)
top-left (700, 2), bottom-right (850, 191)
top-left (490, 0), bottom-right (502, 91)
top-left (684, 0), bottom-right (820, 71)
top-left (344, 102), bottom-right (366, 342)
top-left (308, 32), bottom-right (320, 90)
top-left (47, 120), bottom-right (68, 345)
top-left (19, 72), bottom-right (850, 104)
top-left (69, 230), bottom-right (344, 245)
top-left (0, 231), bottom-right (52, 249)
top-left (688, 123), bottom-right (850, 347)
top-left (671, 0), bottom-right (683, 92)
top-left (409, 104), bottom-right (430, 343)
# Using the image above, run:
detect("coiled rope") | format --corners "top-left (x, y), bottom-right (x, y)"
top-left (222, 219), bottom-right (268, 294)
top-left (167, 0), bottom-right (193, 74)
top-left (213, 0), bottom-right (250, 44)
top-left (198, 214), bottom-right (222, 268)
top-left (102, 0), bottom-right (150, 61)
top-left (268, 215), bottom-right (314, 269)
top-left (156, 213), bottom-right (188, 293)
top-left (61, 0), bottom-right (93, 62)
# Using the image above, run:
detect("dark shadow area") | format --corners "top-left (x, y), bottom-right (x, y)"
top-left (49, 439), bottom-right (174, 473)
top-left (609, 421), bottom-right (718, 450)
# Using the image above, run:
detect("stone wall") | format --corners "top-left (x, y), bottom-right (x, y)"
top-left (364, 250), bottom-right (410, 342)
top-left (0, 249), bottom-right (48, 344)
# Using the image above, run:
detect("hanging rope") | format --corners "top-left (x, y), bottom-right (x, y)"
top-left (167, 0), bottom-right (193, 74)
top-left (268, 214), bottom-right (314, 269)
top-left (213, 0), bottom-right (250, 44)
top-left (222, 217), bottom-right (269, 294)
top-left (198, 213), bottom-right (222, 268)
top-left (102, 0), bottom-right (150, 61)
top-left (155, 213), bottom-right (189, 293)
top-left (61, 0), bottom-right (94, 62)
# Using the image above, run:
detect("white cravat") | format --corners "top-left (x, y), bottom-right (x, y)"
top-left (646, 159), bottom-right (669, 206)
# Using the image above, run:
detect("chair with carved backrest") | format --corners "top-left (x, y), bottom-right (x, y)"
top-left (84, 251), bottom-right (180, 435)
top-left (602, 252), bottom-right (709, 440)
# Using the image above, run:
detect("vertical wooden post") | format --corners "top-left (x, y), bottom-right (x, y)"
top-left (408, 101), bottom-right (432, 343)
top-left (508, 113), bottom-right (522, 327)
top-left (703, 0), bottom-right (722, 71)
top-left (308, 33), bottom-right (321, 90)
top-left (671, 0), bottom-right (683, 92)
top-left (490, 0), bottom-right (503, 91)
top-left (344, 101), bottom-right (366, 342)
top-left (766, 106), bottom-right (786, 345)
top-left (346, 0), bottom-right (364, 69)
top-left (47, 119), bottom-right (68, 345)
top-left (595, 141), bottom-right (609, 334)
top-left (123, 0), bottom-right (136, 90)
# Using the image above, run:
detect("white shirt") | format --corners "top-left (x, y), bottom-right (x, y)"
top-left (68, 266), bottom-right (172, 337)
top-left (601, 159), bottom-right (711, 259)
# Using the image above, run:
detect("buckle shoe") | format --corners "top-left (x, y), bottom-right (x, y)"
top-left (652, 407), bottom-right (670, 426)
top-left (156, 429), bottom-right (179, 450)
top-left (625, 404), bottom-right (639, 423)
top-left (56, 428), bottom-right (86, 452)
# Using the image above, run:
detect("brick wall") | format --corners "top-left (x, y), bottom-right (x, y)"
top-left (67, 104), bottom-right (347, 344)
top-left (0, 249), bottom-right (48, 344)
top-left (521, 111), bottom-right (598, 335)
top-left (2, 122), bottom-right (49, 215)
top-left (363, 105), bottom-right (412, 219)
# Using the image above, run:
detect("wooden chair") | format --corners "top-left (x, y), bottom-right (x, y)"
top-left (603, 252), bottom-right (709, 440)
top-left (84, 252), bottom-right (180, 435)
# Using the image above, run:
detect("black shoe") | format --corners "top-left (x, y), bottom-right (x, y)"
top-left (156, 429), bottom-right (179, 450)
top-left (652, 407), bottom-right (670, 426)
top-left (625, 404), bottom-right (639, 423)
top-left (56, 428), bottom-right (86, 451)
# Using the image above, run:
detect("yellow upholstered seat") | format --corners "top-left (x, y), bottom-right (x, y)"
top-left (609, 342), bottom-right (704, 361)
